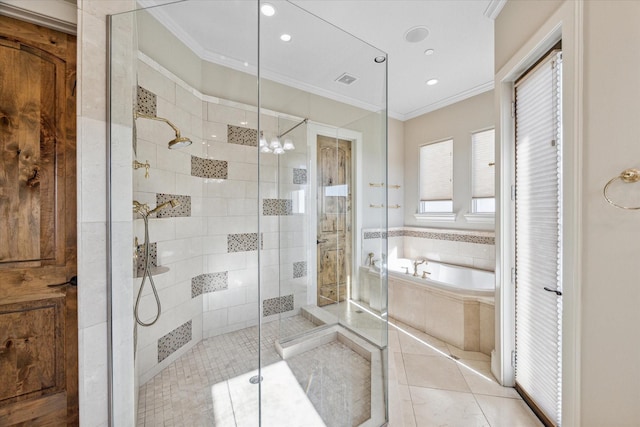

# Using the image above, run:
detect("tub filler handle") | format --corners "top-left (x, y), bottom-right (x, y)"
top-left (543, 286), bottom-right (563, 296)
top-left (422, 271), bottom-right (431, 279)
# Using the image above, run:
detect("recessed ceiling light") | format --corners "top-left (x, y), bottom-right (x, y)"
top-left (211, 135), bottom-right (217, 138)
top-left (374, 55), bottom-right (386, 63)
top-left (426, 78), bottom-right (439, 86)
top-left (404, 26), bottom-right (429, 43)
top-left (261, 3), bottom-right (275, 16)
top-left (424, 48), bottom-right (435, 56)
top-left (280, 33), bottom-right (292, 42)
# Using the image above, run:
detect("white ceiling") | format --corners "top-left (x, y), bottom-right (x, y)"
top-left (139, 0), bottom-right (501, 121)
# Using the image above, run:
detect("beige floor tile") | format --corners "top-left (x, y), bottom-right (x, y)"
top-left (446, 343), bottom-right (491, 362)
top-left (410, 386), bottom-right (490, 427)
top-left (395, 326), bottom-right (450, 357)
top-left (394, 352), bottom-right (408, 385)
top-left (475, 394), bottom-right (543, 427)
top-left (403, 353), bottom-right (470, 392)
top-left (457, 359), bottom-right (520, 399)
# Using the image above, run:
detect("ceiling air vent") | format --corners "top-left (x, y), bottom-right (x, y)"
top-left (335, 73), bottom-right (358, 86)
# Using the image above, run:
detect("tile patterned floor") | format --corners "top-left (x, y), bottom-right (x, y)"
top-left (137, 315), bottom-right (370, 426)
top-left (388, 319), bottom-right (544, 427)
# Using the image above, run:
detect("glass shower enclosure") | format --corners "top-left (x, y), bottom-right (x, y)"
top-left (109, 1), bottom-right (388, 425)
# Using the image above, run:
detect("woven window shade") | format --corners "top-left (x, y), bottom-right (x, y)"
top-left (472, 129), bottom-right (495, 198)
top-left (419, 139), bottom-right (452, 201)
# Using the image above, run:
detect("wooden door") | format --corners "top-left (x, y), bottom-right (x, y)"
top-left (0, 15), bottom-right (78, 426)
top-left (317, 136), bottom-right (352, 307)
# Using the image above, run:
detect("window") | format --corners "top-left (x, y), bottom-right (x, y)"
top-left (419, 139), bottom-right (453, 213)
top-left (471, 128), bottom-right (495, 213)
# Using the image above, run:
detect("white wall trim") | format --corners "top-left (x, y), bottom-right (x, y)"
top-left (495, 2), bottom-right (582, 425)
top-left (307, 123), bottom-right (363, 306)
top-left (484, 0), bottom-right (507, 20)
top-left (413, 212), bottom-right (457, 223)
top-left (401, 81), bottom-right (494, 122)
top-left (0, 0), bottom-right (77, 34)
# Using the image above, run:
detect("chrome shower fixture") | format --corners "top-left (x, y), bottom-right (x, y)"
top-left (134, 111), bottom-right (193, 149)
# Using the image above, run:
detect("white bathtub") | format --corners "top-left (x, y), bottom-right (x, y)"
top-left (387, 258), bottom-right (494, 297)
top-left (386, 258), bottom-right (495, 355)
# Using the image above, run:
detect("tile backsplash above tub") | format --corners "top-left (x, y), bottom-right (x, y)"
top-left (362, 226), bottom-right (496, 271)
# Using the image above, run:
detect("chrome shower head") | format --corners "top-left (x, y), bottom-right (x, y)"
top-left (134, 111), bottom-right (193, 150)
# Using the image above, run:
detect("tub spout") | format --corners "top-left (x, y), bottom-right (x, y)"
top-left (413, 259), bottom-right (427, 276)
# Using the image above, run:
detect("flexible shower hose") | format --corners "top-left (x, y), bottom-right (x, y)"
top-left (134, 213), bottom-right (162, 327)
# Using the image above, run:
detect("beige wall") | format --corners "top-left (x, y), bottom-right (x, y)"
top-left (388, 117), bottom-right (404, 227)
top-left (496, 1), bottom-right (640, 425)
top-left (494, 0), bottom-right (563, 72)
top-left (403, 90), bottom-right (494, 230)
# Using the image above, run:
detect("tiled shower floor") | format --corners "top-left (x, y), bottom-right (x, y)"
top-left (137, 315), bottom-right (371, 426)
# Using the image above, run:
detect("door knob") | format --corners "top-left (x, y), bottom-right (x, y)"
top-left (317, 239), bottom-right (328, 244)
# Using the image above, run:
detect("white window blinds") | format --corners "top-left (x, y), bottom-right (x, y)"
top-left (514, 49), bottom-right (563, 427)
top-left (472, 129), bottom-right (495, 198)
top-left (419, 139), bottom-right (452, 201)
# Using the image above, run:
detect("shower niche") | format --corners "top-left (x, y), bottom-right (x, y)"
top-left (109, 1), bottom-right (388, 425)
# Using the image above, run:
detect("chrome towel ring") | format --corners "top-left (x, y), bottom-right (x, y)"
top-left (603, 168), bottom-right (640, 210)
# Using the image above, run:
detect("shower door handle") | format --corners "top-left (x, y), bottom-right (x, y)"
top-left (543, 286), bottom-right (562, 296)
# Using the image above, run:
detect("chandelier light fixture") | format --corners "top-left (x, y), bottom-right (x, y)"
top-left (259, 118), bottom-right (307, 155)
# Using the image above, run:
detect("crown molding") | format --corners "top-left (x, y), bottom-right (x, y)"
top-left (400, 81), bottom-right (494, 121)
top-left (0, 0), bottom-right (76, 35)
top-left (484, 0), bottom-right (507, 20)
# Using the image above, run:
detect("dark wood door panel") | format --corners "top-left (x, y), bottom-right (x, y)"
top-left (0, 14), bottom-right (77, 426)
top-left (0, 298), bottom-right (64, 403)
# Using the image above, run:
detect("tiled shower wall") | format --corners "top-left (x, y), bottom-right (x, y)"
top-left (362, 227), bottom-right (495, 271)
top-left (133, 56), bottom-right (310, 383)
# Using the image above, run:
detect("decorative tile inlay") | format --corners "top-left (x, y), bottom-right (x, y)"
top-left (191, 156), bottom-right (228, 179)
top-left (191, 272), bottom-right (228, 298)
top-left (363, 228), bottom-right (494, 245)
top-left (136, 85), bottom-right (157, 116)
top-left (263, 294), bottom-right (294, 317)
top-left (135, 242), bottom-right (157, 276)
top-left (155, 193), bottom-right (191, 218)
top-left (157, 320), bottom-right (192, 363)
top-left (262, 199), bottom-right (293, 216)
top-left (293, 168), bottom-right (307, 185)
top-left (227, 125), bottom-right (258, 146)
top-left (227, 233), bottom-right (263, 252)
top-left (293, 261), bottom-right (307, 278)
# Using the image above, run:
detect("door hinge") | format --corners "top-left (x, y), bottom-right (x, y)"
top-left (511, 267), bottom-right (515, 284)
top-left (511, 350), bottom-right (517, 367)
top-left (511, 185), bottom-right (516, 201)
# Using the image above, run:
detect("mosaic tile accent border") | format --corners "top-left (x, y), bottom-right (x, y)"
top-left (135, 242), bottom-right (157, 277)
top-left (227, 125), bottom-right (258, 147)
top-left (191, 272), bottom-right (228, 298)
top-left (191, 156), bottom-right (228, 179)
top-left (293, 261), bottom-right (307, 278)
top-left (293, 168), bottom-right (307, 185)
top-left (363, 228), bottom-right (495, 245)
top-left (157, 320), bottom-right (192, 363)
top-left (362, 230), bottom-right (404, 239)
top-left (155, 193), bottom-right (191, 218)
top-left (263, 199), bottom-right (293, 216)
top-left (263, 294), bottom-right (294, 317)
top-left (136, 85), bottom-right (157, 116)
top-left (227, 233), bottom-right (263, 252)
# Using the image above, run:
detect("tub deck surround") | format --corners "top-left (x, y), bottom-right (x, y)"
top-left (388, 264), bottom-right (495, 355)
